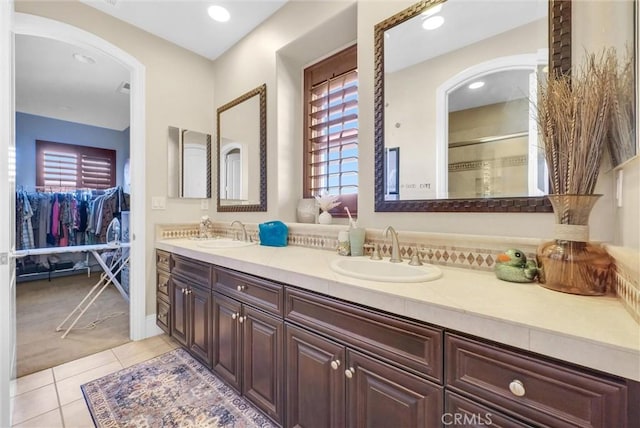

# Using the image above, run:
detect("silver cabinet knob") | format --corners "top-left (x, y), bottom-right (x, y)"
top-left (509, 379), bottom-right (526, 397)
top-left (238, 316), bottom-right (245, 323)
top-left (231, 313), bottom-right (238, 320)
top-left (236, 284), bottom-right (246, 291)
top-left (330, 359), bottom-right (341, 370)
top-left (345, 367), bottom-right (355, 379)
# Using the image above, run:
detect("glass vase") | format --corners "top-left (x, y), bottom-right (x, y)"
top-left (536, 194), bottom-right (612, 295)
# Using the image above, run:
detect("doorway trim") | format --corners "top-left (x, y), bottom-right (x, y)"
top-left (13, 13), bottom-right (147, 340)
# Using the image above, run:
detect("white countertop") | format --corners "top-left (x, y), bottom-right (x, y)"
top-left (157, 238), bottom-right (640, 382)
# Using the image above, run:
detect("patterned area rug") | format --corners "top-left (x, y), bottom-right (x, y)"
top-left (81, 348), bottom-right (276, 427)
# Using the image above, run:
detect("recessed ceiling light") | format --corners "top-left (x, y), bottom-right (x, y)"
top-left (422, 16), bottom-right (444, 30)
top-left (468, 81), bottom-right (485, 90)
top-left (72, 53), bottom-right (95, 64)
top-left (208, 5), bottom-right (230, 22)
top-left (421, 4), bottom-right (442, 18)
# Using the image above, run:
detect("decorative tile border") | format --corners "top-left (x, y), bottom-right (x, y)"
top-left (604, 245), bottom-right (640, 323)
top-left (156, 222), bottom-right (638, 322)
top-left (156, 222), bottom-right (540, 272)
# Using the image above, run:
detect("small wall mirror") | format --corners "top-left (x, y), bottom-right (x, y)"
top-left (374, 0), bottom-right (574, 212)
top-left (167, 126), bottom-right (211, 199)
top-left (217, 84), bottom-right (267, 212)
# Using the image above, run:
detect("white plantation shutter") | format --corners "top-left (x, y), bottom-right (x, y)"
top-left (304, 44), bottom-right (358, 215)
top-left (36, 140), bottom-right (116, 190)
top-left (308, 70), bottom-right (358, 196)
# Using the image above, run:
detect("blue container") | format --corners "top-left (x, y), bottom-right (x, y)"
top-left (258, 221), bottom-right (288, 247)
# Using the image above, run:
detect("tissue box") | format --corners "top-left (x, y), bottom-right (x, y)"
top-left (259, 221), bottom-right (288, 247)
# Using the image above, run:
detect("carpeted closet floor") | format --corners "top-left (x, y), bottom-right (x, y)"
top-left (16, 273), bottom-right (130, 378)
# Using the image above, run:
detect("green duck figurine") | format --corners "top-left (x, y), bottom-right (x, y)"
top-left (495, 249), bottom-right (538, 283)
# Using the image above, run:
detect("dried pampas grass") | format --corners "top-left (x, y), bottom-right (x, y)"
top-left (535, 49), bottom-right (623, 195)
top-left (608, 47), bottom-right (635, 166)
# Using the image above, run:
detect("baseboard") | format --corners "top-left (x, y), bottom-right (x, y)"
top-left (144, 314), bottom-right (164, 338)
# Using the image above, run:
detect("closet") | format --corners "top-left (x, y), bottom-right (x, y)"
top-left (14, 32), bottom-right (132, 377)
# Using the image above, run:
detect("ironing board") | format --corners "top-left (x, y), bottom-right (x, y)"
top-left (15, 242), bottom-right (130, 338)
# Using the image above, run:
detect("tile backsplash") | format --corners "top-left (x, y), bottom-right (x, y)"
top-left (156, 222), bottom-right (639, 322)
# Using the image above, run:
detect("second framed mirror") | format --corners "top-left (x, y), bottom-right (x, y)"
top-left (216, 84), bottom-right (267, 212)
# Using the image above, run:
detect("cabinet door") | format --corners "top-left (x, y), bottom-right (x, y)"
top-left (189, 283), bottom-right (212, 367)
top-left (346, 349), bottom-right (443, 428)
top-left (243, 306), bottom-right (284, 425)
top-left (285, 324), bottom-right (346, 428)
top-left (171, 276), bottom-right (189, 346)
top-left (212, 292), bottom-right (242, 391)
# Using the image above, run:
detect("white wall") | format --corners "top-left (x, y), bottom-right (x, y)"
top-left (212, 1), bottom-right (357, 223)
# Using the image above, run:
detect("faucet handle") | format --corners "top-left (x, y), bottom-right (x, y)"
top-left (364, 243), bottom-right (382, 260)
top-left (408, 247), bottom-right (423, 266)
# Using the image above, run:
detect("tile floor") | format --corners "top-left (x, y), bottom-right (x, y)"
top-left (10, 334), bottom-right (181, 427)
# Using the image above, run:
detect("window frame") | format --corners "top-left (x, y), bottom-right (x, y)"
top-left (303, 44), bottom-right (358, 216)
top-left (35, 140), bottom-right (116, 190)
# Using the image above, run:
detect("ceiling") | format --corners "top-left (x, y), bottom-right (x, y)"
top-left (15, 0), bottom-right (288, 130)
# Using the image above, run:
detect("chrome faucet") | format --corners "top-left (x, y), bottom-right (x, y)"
top-left (231, 220), bottom-right (250, 242)
top-left (384, 226), bottom-right (402, 263)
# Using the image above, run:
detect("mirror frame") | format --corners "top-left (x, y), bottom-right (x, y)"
top-left (167, 126), bottom-right (212, 199)
top-left (374, 0), bottom-right (572, 213)
top-left (216, 83), bottom-right (267, 212)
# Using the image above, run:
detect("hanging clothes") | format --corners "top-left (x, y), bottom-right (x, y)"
top-left (14, 186), bottom-right (129, 251)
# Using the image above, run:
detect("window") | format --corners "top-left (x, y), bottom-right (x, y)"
top-left (304, 44), bottom-right (358, 215)
top-left (36, 140), bottom-right (116, 190)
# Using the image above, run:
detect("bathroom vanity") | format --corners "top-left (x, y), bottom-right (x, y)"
top-left (155, 240), bottom-right (639, 427)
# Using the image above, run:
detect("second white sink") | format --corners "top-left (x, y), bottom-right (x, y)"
top-left (196, 238), bottom-right (256, 249)
top-left (330, 257), bottom-right (442, 283)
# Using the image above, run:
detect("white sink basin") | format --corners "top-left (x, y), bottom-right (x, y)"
top-left (330, 257), bottom-right (442, 283)
top-left (196, 239), bottom-right (256, 249)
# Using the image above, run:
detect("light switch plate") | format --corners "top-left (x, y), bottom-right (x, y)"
top-left (151, 196), bottom-right (166, 210)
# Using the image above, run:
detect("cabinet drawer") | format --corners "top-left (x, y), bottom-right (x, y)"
top-left (445, 333), bottom-right (628, 428)
top-left (172, 254), bottom-right (213, 288)
top-left (156, 298), bottom-right (170, 334)
top-left (156, 250), bottom-right (170, 272)
top-left (285, 287), bottom-right (443, 383)
top-left (445, 391), bottom-right (530, 428)
top-left (215, 267), bottom-right (283, 316)
top-left (157, 271), bottom-right (170, 298)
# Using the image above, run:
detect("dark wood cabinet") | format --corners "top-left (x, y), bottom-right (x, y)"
top-left (213, 286), bottom-right (284, 425)
top-left (346, 349), bottom-right (443, 428)
top-left (445, 391), bottom-right (530, 428)
top-left (155, 250), bottom-right (171, 334)
top-left (171, 276), bottom-right (213, 367)
top-left (446, 333), bottom-right (630, 428)
top-left (286, 323), bottom-right (346, 428)
top-left (170, 276), bottom-right (188, 346)
top-left (212, 292), bottom-right (242, 390)
top-left (158, 250), bottom-right (638, 428)
top-left (285, 323), bottom-right (442, 428)
top-left (169, 255), bottom-right (213, 368)
top-left (243, 305), bottom-right (283, 423)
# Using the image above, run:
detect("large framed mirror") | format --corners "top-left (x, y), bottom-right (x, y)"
top-left (167, 126), bottom-right (212, 199)
top-left (374, 0), bottom-right (573, 212)
top-left (217, 83), bottom-right (267, 212)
